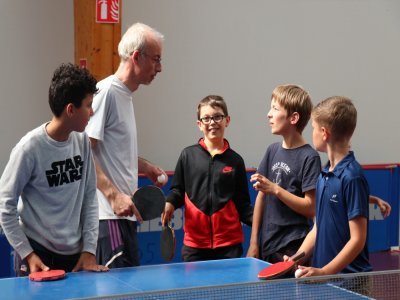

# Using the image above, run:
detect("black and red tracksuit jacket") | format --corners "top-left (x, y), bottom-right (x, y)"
top-left (166, 138), bottom-right (253, 249)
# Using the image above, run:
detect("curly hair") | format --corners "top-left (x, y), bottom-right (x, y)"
top-left (48, 63), bottom-right (98, 117)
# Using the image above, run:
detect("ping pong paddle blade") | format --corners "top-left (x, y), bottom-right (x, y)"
top-left (160, 223), bottom-right (176, 262)
top-left (132, 186), bottom-right (165, 221)
top-left (258, 251), bottom-right (305, 280)
top-left (29, 269), bottom-right (66, 281)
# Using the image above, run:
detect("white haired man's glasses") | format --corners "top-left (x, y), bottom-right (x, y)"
top-left (141, 52), bottom-right (161, 64)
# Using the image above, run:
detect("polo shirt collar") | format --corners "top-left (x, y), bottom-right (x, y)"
top-left (321, 151), bottom-right (355, 177)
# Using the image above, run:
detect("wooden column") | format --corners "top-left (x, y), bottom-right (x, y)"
top-left (74, 0), bottom-right (121, 81)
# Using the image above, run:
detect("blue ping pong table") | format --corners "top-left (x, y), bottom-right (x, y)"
top-left (0, 258), bottom-right (370, 299)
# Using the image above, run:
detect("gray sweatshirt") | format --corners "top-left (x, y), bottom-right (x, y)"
top-left (0, 123), bottom-right (98, 259)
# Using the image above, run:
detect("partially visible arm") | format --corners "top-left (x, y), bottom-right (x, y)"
top-left (246, 192), bottom-right (265, 258)
top-left (80, 140), bottom-right (100, 255)
top-left (72, 143), bottom-right (108, 272)
top-left (275, 187), bottom-right (315, 218)
top-left (162, 152), bottom-right (186, 225)
top-left (299, 217), bottom-right (367, 277)
top-left (90, 138), bottom-right (117, 200)
top-left (323, 217), bottom-right (367, 274)
top-left (233, 159), bottom-right (253, 226)
top-left (161, 202), bottom-right (175, 226)
top-left (0, 144), bottom-right (50, 273)
top-left (294, 222), bottom-right (316, 265)
top-left (138, 157), bottom-right (168, 187)
top-left (90, 138), bottom-right (141, 220)
top-left (369, 195), bottom-right (391, 218)
top-left (250, 173), bottom-right (315, 218)
top-left (0, 147), bottom-right (34, 260)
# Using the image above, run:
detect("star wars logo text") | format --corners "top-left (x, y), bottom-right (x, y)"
top-left (45, 155), bottom-right (84, 187)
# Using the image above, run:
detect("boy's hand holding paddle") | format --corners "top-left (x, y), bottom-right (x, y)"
top-left (160, 203), bottom-right (176, 262)
top-left (27, 252), bottom-right (50, 274)
top-left (28, 252), bottom-right (108, 282)
top-left (27, 252), bottom-right (63, 282)
top-left (258, 252), bottom-right (305, 280)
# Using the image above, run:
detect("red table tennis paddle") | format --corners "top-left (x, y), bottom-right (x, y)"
top-left (258, 251), bottom-right (305, 280)
top-left (160, 222), bottom-right (176, 262)
top-left (132, 186), bottom-right (166, 221)
top-left (29, 269), bottom-right (66, 281)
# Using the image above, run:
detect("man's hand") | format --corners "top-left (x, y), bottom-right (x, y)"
top-left (111, 192), bottom-right (143, 223)
top-left (138, 157), bottom-right (168, 188)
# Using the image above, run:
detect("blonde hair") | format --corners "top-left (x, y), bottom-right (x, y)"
top-left (271, 84), bottom-right (312, 133)
top-left (312, 96), bottom-right (357, 141)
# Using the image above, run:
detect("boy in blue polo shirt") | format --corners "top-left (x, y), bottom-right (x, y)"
top-left (295, 96), bottom-right (372, 276)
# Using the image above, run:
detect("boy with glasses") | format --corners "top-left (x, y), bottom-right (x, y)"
top-left (162, 95), bottom-right (253, 262)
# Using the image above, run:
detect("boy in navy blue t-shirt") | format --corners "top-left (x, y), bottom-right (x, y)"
top-left (247, 84), bottom-right (321, 263)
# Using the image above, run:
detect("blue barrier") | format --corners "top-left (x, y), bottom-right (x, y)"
top-left (138, 165), bottom-right (400, 265)
top-left (364, 164), bottom-right (399, 251)
top-left (0, 229), bottom-right (14, 278)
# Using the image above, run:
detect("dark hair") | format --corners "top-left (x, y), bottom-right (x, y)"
top-left (48, 63), bottom-right (98, 117)
top-left (197, 95), bottom-right (228, 120)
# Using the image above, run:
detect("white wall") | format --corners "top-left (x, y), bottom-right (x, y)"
top-left (0, 1), bottom-right (399, 173)
top-left (123, 0), bottom-right (400, 170)
top-left (0, 0), bottom-right (74, 172)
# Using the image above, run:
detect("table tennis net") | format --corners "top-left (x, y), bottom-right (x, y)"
top-left (89, 269), bottom-right (400, 300)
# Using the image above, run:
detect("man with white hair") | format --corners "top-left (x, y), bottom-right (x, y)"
top-left (86, 23), bottom-right (167, 268)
